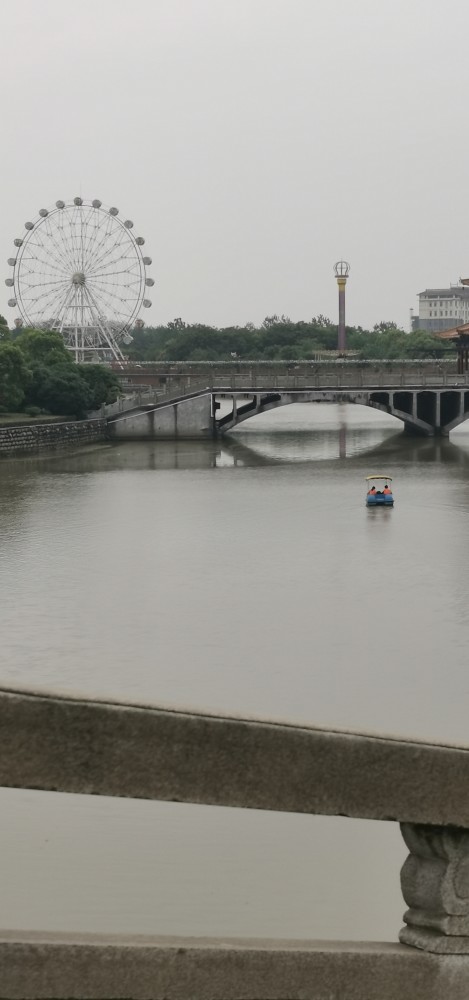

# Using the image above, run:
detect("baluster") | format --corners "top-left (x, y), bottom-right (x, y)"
top-left (400, 823), bottom-right (469, 954)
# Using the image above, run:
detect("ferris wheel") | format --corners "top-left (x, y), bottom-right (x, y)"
top-left (5, 197), bottom-right (154, 363)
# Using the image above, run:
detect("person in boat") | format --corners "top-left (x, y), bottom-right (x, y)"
top-left (383, 484), bottom-right (391, 495)
top-left (367, 486), bottom-right (376, 495)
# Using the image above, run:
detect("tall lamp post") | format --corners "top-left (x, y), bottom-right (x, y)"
top-left (334, 260), bottom-right (350, 354)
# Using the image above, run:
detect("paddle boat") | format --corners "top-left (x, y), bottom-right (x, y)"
top-left (366, 475), bottom-right (394, 506)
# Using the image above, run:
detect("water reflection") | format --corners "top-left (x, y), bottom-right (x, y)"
top-left (339, 422), bottom-right (347, 460)
top-left (228, 402), bottom-right (404, 463)
top-left (2, 403), bottom-right (469, 945)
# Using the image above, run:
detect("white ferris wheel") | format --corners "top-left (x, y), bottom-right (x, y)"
top-left (5, 197), bottom-right (154, 363)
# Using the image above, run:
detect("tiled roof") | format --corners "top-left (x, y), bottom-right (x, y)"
top-left (435, 322), bottom-right (469, 340)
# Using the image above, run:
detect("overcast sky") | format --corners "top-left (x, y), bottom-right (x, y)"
top-left (2, 0), bottom-right (469, 331)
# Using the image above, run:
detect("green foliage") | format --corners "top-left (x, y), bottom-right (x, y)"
top-left (26, 365), bottom-right (93, 418)
top-left (0, 342), bottom-right (31, 411)
top-left (76, 364), bottom-right (121, 408)
top-left (403, 331), bottom-right (446, 359)
top-left (372, 321), bottom-right (399, 333)
top-left (347, 326), bottom-right (446, 360)
top-left (167, 317), bottom-right (187, 331)
top-left (124, 318), bottom-right (450, 363)
top-left (261, 314), bottom-right (292, 329)
top-left (0, 316), bottom-right (10, 342)
top-left (14, 329), bottom-right (74, 367)
top-left (0, 329), bottom-right (121, 418)
top-left (312, 315), bottom-right (335, 329)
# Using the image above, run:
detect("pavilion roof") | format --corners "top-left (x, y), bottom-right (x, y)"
top-left (435, 322), bottom-right (469, 341)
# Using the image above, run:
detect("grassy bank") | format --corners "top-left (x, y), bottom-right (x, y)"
top-left (0, 414), bottom-right (72, 426)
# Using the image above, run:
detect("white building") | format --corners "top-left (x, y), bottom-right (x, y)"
top-left (413, 284), bottom-right (469, 332)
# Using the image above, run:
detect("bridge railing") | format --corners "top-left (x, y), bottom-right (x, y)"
top-left (1, 687), bottom-right (469, 999)
top-left (206, 372), bottom-right (469, 390)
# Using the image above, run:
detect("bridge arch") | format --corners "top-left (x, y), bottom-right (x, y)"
top-left (216, 390), bottom-right (436, 436)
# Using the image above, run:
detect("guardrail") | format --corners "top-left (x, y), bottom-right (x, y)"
top-left (205, 373), bottom-right (469, 390)
top-left (1, 687), bottom-right (469, 998)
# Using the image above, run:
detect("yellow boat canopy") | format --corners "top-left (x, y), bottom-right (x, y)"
top-left (365, 475), bottom-right (393, 481)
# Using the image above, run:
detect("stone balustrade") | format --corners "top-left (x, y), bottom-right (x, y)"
top-left (2, 686), bottom-right (469, 998)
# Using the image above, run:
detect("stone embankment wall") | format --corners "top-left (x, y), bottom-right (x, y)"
top-left (0, 419), bottom-right (107, 457)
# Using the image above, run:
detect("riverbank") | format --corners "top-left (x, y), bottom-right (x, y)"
top-left (0, 418), bottom-right (107, 457)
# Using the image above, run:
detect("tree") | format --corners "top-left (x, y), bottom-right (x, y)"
top-left (0, 316), bottom-right (9, 342)
top-left (404, 331), bottom-right (446, 359)
top-left (261, 314), bottom-right (292, 329)
top-left (311, 315), bottom-right (334, 329)
top-left (77, 365), bottom-right (121, 408)
top-left (167, 318), bottom-right (186, 331)
top-left (278, 345), bottom-right (301, 360)
top-left (15, 329), bottom-right (74, 368)
top-left (372, 321), bottom-right (400, 333)
top-left (27, 365), bottom-right (93, 417)
top-left (0, 343), bottom-right (31, 411)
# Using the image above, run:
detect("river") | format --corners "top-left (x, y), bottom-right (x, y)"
top-left (1, 402), bottom-right (469, 942)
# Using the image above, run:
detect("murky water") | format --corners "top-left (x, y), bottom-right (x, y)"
top-left (1, 403), bottom-right (469, 942)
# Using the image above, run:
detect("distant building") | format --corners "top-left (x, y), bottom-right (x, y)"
top-left (413, 283), bottom-right (469, 332)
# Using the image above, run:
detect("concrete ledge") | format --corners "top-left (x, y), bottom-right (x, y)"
top-left (2, 688), bottom-right (469, 826)
top-left (1, 932), bottom-right (467, 1000)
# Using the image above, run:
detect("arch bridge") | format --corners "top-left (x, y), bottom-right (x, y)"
top-left (107, 373), bottom-right (469, 440)
top-left (216, 386), bottom-right (469, 436)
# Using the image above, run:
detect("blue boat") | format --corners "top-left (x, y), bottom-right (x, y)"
top-left (366, 475), bottom-right (394, 506)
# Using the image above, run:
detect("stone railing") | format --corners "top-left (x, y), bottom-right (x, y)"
top-left (2, 687), bottom-right (469, 998)
top-left (208, 372), bottom-right (469, 390)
